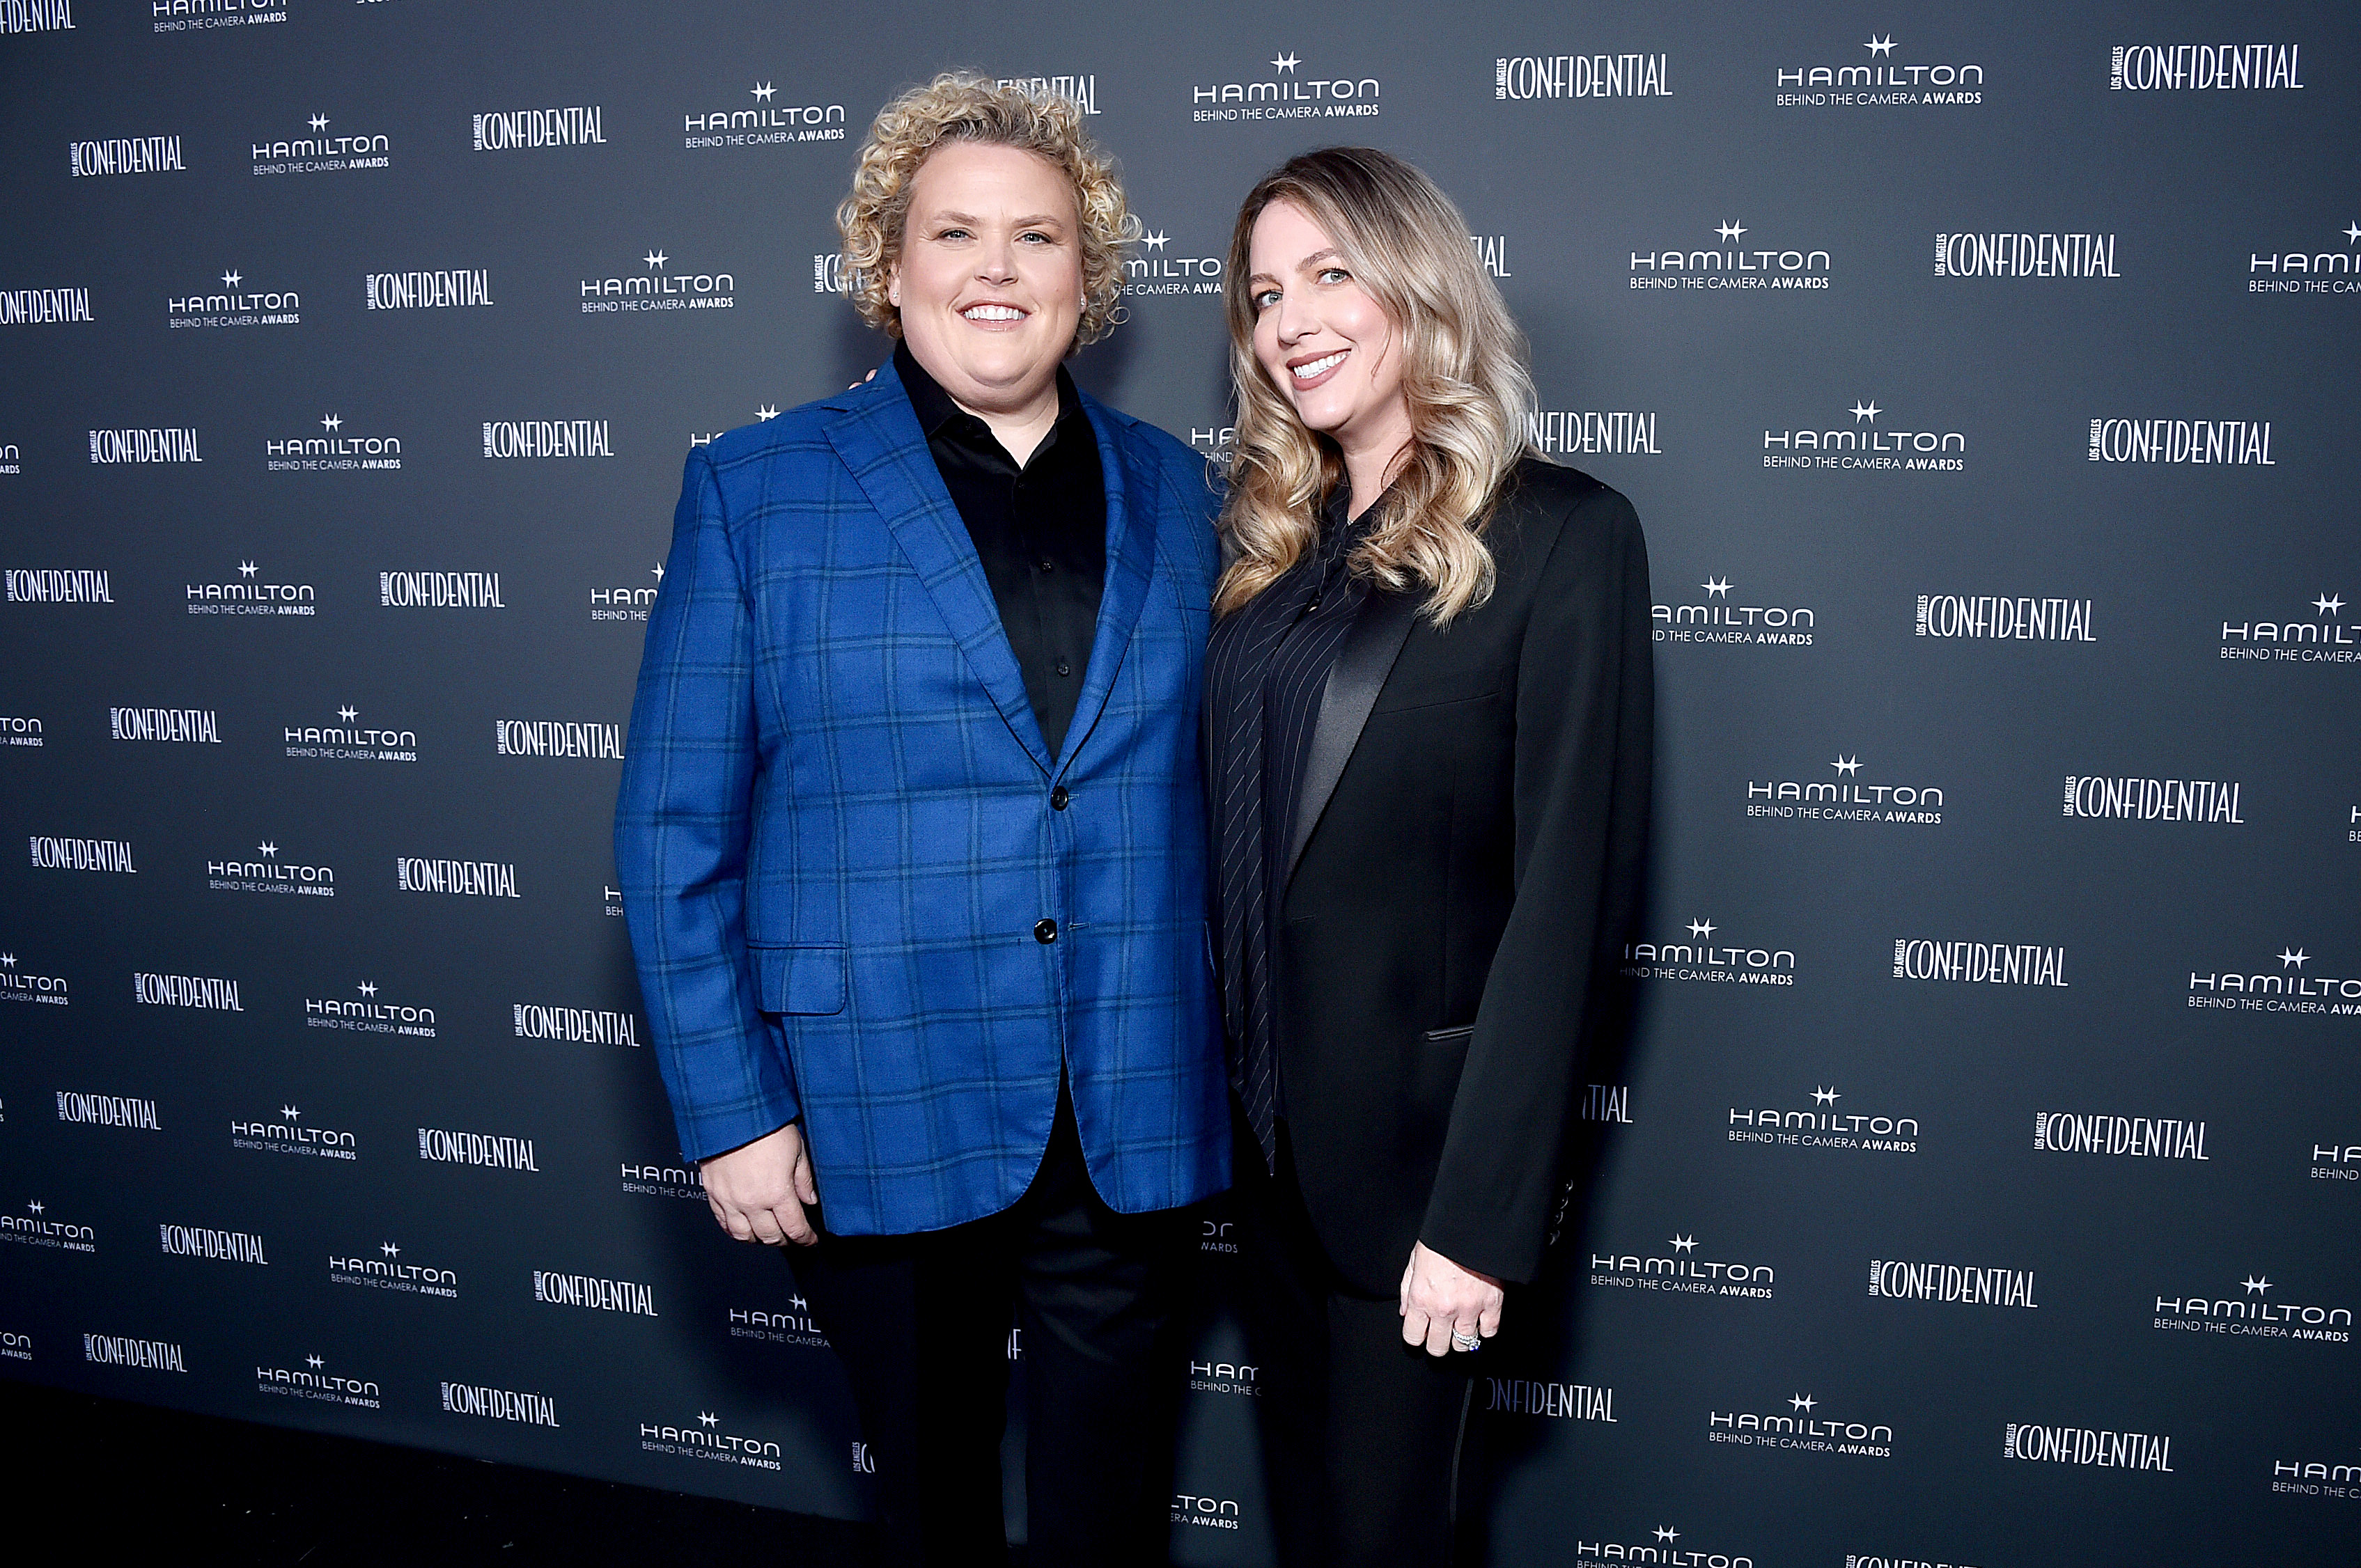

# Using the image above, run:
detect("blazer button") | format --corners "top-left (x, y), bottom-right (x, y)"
top-left (1034, 918), bottom-right (1059, 944)
top-left (1055, 659), bottom-right (1072, 677)
top-left (1050, 785), bottom-right (1070, 810)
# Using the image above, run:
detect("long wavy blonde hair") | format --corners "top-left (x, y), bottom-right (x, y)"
top-left (1217, 148), bottom-right (1538, 624)
top-left (837, 73), bottom-right (1139, 352)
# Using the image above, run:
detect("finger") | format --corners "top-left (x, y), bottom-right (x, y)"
top-left (775, 1200), bottom-right (818, 1248)
top-left (746, 1211), bottom-right (785, 1246)
top-left (1401, 1305), bottom-right (1428, 1347)
top-left (1424, 1315), bottom-right (1454, 1358)
top-left (793, 1147), bottom-right (818, 1207)
top-left (1399, 1257), bottom-right (1415, 1312)
top-left (720, 1207), bottom-right (755, 1243)
top-left (1479, 1296), bottom-right (1504, 1339)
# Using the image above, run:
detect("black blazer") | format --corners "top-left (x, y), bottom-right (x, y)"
top-left (1270, 458), bottom-right (1651, 1296)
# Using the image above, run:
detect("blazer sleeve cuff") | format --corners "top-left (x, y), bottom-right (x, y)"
top-left (1417, 1215), bottom-right (1542, 1289)
top-left (674, 1088), bottom-right (800, 1167)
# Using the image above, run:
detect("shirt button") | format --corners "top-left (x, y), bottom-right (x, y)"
top-left (1055, 659), bottom-right (1071, 677)
top-left (1034, 918), bottom-right (1059, 944)
top-left (1306, 595), bottom-right (1322, 613)
top-left (1050, 785), bottom-right (1070, 810)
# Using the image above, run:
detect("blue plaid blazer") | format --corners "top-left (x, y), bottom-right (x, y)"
top-left (615, 359), bottom-right (1228, 1236)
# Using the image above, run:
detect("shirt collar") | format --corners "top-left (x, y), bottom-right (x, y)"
top-left (894, 340), bottom-right (1082, 443)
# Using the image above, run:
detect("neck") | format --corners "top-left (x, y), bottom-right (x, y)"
top-left (1339, 434), bottom-right (1410, 522)
top-left (958, 386), bottom-right (1060, 467)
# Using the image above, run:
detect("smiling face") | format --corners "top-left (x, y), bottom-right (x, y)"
top-left (1245, 198), bottom-right (1411, 467)
top-left (888, 139), bottom-right (1083, 418)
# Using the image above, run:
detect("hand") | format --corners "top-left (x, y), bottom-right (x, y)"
top-left (1399, 1240), bottom-right (1504, 1358)
top-left (699, 1122), bottom-right (820, 1246)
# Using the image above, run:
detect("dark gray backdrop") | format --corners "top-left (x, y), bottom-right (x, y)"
top-left (3, 2), bottom-right (2357, 1563)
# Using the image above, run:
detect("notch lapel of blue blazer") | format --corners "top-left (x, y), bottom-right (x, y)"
top-left (823, 363), bottom-right (1053, 774)
top-left (1058, 395), bottom-right (1160, 776)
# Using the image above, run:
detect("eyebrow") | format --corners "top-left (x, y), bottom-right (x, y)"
top-left (921, 209), bottom-right (1070, 231)
top-left (1247, 248), bottom-right (1342, 286)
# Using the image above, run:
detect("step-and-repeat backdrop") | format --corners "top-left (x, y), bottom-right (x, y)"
top-left (3, 1), bottom-right (2356, 1562)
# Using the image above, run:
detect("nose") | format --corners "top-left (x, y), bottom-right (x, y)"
top-left (974, 233), bottom-right (1018, 285)
top-left (1272, 285), bottom-right (1316, 345)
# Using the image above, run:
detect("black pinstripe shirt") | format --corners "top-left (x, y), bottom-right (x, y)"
top-left (1206, 484), bottom-right (1378, 1161)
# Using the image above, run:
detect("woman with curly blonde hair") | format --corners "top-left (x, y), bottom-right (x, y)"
top-left (1204, 147), bottom-right (1654, 1565)
top-left (618, 73), bottom-right (1228, 1568)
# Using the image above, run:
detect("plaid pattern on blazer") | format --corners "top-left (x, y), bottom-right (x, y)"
top-left (615, 359), bottom-right (1228, 1236)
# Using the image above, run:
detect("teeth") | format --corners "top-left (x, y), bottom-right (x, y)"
top-left (963, 304), bottom-right (1024, 321)
top-left (1291, 350), bottom-right (1347, 379)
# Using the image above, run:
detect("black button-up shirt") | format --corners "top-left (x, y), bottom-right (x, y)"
top-left (896, 342), bottom-right (1106, 760)
top-left (1206, 483), bottom-right (1380, 1163)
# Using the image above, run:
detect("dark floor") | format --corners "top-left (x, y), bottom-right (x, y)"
top-left (7, 1379), bottom-right (880, 1565)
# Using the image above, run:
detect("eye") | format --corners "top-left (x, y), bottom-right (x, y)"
top-left (935, 227), bottom-right (972, 242)
top-left (1018, 230), bottom-right (1057, 245)
top-left (1250, 288), bottom-right (1281, 311)
top-left (1316, 267), bottom-right (1351, 285)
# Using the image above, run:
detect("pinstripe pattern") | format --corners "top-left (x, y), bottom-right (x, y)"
top-left (615, 359), bottom-right (1227, 1236)
top-left (1206, 495), bottom-right (1372, 1166)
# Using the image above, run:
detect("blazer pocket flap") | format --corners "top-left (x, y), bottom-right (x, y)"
top-left (751, 944), bottom-right (847, 1016)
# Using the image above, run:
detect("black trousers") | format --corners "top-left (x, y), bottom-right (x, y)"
top-left (1229, 1114), bottom-right (1486, 1568)
top-left (788, 1088), bottom-right (1192, 1568)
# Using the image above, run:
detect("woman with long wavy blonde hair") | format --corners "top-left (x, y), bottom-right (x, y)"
top-left (1203, 147), bottom-right (1655, 1567)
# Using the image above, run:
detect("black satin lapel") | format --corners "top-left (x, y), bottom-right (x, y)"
top-left (1284, 588), bottom-right (1419, 889)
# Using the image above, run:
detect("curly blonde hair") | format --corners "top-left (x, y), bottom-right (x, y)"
top-left (837, 73), bottom-right (1138, 352)
top-left (1217, 148), bottom-right (1538, 627)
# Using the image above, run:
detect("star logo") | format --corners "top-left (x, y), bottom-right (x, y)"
top-left (27, 1201), bottom-right (43, 1215)
top-left (0, 955), bottom-right (12, 967)
top-left (1790, 1393), bottom-right (1817, 1411)
top-left (1850, 400), bottom-right (1881, 423)
top-left (1669, 1234), bottom-right (1697, 1253)
top-left (1715, 220), bottom-right (1747, 243)
top-left (2279, 949), bottom-right (2309, 969)
top-left (2243, 1276), bottom-right (2272, 1295)
top-left (1864, 35), bottom-right (1895, 56)
top-left (338, 705), bottom-right (357, 721)
top-left (221, 269), bottom-right (242, 288)
top-left (650, 562), bottom-right (665, 581)
top-left (258, 841), bottom-right (279, 856)
top-left (321, 414), bottom-right (341, 432)
top-left (1271, 52), bottom-right (1300, 73)
top-left (1702, 577), bottom-right (1732, 597)
top-left (756, 405), bottom-right (779, 421)
top-left (1830, 755), bottom-right (1861, 776)
top-left (306, 1354), bottom-right (324, 1368)
top-left (280, 1106), bottom-right (300, 1120)
top-left (381, 1241), bottom-right (400, 1257)
top-left (239, 560), bottom-right (258, 577)
top-left (1813, 1086), bottom-right (1840, 1104)
top-left (1141, 230), bottom-right (1170, 252)
top-left (1654, 1528), bottom-right (1680, 1544)
top-left (751, 82), bottom-right (775, 102)
top-left (2315, 593), bottom-right (2345, 616)
top-left (644, 250), bottom-right (668, 269)
top-left (357, 981), bottom-right (377, 997)
top-left (790, 1294), bottom-right (808, 1311)
top-left (2345, 221), bottom-right (2361, 246)
top-left (309, 113), bottom-right (330, 132)
top-left (1688, 919), bottom-right (1716, 939)
top-left (698, 1411), bottom-right (719, 1427)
